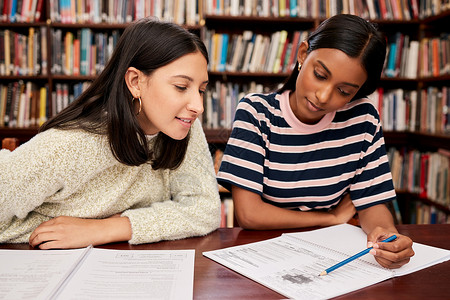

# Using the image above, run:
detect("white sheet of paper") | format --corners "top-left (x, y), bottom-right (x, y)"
top-left (203, 224), bottom-right (450, 300)
top-left (0, 247), bottom-right (195, 300)
top-left (283, 223), bottom-right (450, 277)
top-left (55, 248), bottom-right (195, 300)
top-left (0, 247), bottom-right (89, 300)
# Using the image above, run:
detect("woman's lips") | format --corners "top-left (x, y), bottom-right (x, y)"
top-left (306, 99), bottom-right (324, 112)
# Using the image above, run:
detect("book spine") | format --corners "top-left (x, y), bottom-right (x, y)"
top-left (73, 33), bottom-right (80, 76)
top-left (38, 85), bottom-right (47, 125)
top-left (218, 33), bottom-right (228, 72)
top-left (9, 0), bottom-right (18, 22)
top-left (272, 30), bottom-right (287, 73)
top-left (0, 84), bottom-right (5, 127)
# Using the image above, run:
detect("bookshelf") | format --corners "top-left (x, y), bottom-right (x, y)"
top-left (1, 1), bottom-right (449, 225)
top-left (0, 0), bottom-right (201, 141)
top-left (201, 1), bottom-right (450, 225)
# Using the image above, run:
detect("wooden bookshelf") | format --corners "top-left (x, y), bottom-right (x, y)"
top-left (384, 131), bottom-right (450, 152)
top-left (1, 1), bottom-right (449, 224)
top-left (201, 4), bottom-right (450, 224)
top-left (0, 127), bottom-right (39, 144)
top-left (0, 0), bottom-right (202, 139)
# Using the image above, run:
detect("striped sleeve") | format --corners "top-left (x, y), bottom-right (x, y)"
top-left (217, 95), bottom-right (268, 195)
top-left (349, 117), bottom-right (397, 210)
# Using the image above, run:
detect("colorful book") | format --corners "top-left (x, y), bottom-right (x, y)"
top-left (218, 33), bottom-right (228, 72)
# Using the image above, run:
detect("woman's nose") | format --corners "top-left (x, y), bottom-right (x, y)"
top-left (315, 84), bottom-right (333, 104)
top-left (187, 93), bottom-right (204, 114)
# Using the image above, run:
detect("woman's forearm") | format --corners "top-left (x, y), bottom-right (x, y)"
top-left (358, 204), bottom-right (397, 234)
top-left (232, 186), bottom-right (356, 230)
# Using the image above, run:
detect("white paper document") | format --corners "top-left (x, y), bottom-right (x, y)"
top-left (203, 224), bottom-right (450, 300)
top-left (0, 247), bottom-right (195, 300)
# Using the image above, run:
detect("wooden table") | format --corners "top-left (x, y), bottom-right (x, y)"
top-left (2, 224), bottom-right (449, 299)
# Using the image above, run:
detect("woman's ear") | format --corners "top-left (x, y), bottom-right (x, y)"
top-left (124, 67), bottom-right (141, 98)
top-left (297, 41), bottom-right (309, 66)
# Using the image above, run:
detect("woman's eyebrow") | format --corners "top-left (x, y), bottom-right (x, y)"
top-left (172, 75), bottom-right (209, 84)
top-left (317, 60), bottom-right (360, 88)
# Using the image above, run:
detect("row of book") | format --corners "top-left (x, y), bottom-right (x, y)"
top-left (0, 81), bottom-right (47, 128)
top-left (0, 81), bottom-right (91, 128)
top-left (212, 148), bottom-right (235, 228)
top-left (1, 0), bottom-right (449, 25)
top-left (0, 26), bottom-right (122, 77)
top-left (51, 28), bottom-right (119, 76)
top-left (0, 0), bottom-right (44, 23)
top-left (420, 0), bottom-right (450, 18)
top-left (52, 82), bottom-right (91, 114)
top-left (370, 86), bottom-right (450, 134)
top-left (384, 32), bottom-right (450, 79)
top-left (410, 202), bottom-right (449, 224)
top-left (204, 30), bottom-right (309, 73)
top-left (49, 0), bottom-right (200, 25)
top-left (203, 80), bottom-right (277, 129)
top-left (204, 28), bottom-right (449, 79)
top-left (1, 25), bottom-right (447, 79)
top-left (204, 0), bottom-right (421, 20)
top-left (204, 82), bottom-right (450, 132)
top-left (418, 34), bottom-right (450, 78)
top-left (383, 33), bottom-right (419, 79)
top-left (1, 82), bottom-right (448, 134)
top-left (0, 27), bottom-right (46, 76)
top-left (0, 0), bottom-right (200, 25)
top-left (0, 78), bottom-right (272, 131)
top-left (388, 147), bottom-right (449, 208)
top-left (220, 197), bottom-right (235, 228)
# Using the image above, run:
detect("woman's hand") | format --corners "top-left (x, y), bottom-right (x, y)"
top-left (29, 215), bottom-right (132, 249)
top-left (367, 226), bottom-right (415, 269)
top-left (329, 193), bottom-right (357, 224)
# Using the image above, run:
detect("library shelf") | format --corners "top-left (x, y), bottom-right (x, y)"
top-left (1, 1), bottom-right (449, 224)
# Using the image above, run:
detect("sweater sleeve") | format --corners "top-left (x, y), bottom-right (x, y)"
top-left (121, 119), bottom-right (221, 244)
top-left (0, 129), bottom-right (116, 224)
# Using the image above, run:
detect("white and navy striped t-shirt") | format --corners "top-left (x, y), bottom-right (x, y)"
top-left (217, 90), bottom-right (396, 211)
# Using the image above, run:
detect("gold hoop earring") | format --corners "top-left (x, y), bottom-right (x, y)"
top-left (132, 97), bottom-right (142, 116)
top-left (298, 63), bottom-right (302, 71)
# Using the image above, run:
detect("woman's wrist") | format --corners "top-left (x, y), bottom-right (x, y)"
top-left (99, 216), bottom-right (132, 245)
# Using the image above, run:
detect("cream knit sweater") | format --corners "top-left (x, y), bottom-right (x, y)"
top-left (0, 120), bottom-right (221, 244)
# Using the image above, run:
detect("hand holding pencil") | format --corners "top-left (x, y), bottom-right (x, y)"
top-left (319, 235), bottom-right (398, 276)
top-left (366, 228), bottom-right (415, 269)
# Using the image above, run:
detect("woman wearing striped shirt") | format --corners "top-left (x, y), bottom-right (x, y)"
top-left (217, 14), bottom-right (414, 269)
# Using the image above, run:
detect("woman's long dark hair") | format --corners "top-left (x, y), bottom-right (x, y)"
top-left (40, 18), bottom-right (209, 169)
top-left (278, 14), bottom-right (386, 100)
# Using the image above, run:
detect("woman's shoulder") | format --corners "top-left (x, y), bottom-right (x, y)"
top-left (240, 91), bottom-right (280, 106)
top-left (38, 128), bottom-right (107, 147)
top-left (25, 128), bottom-right (111, 161)
top-left (339, 97), bottom-right (381, 118)
top-left (3, 128), bottom-right (115, 173)
top-left (237, 91), bottom-right (283, 118)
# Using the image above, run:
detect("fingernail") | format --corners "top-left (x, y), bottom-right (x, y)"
top-left (369, 249), bottom-right (376, 255)
top-left (367, 242), bottom-right (373, 248)
top-left (373, 243), bottom-right (380, 249)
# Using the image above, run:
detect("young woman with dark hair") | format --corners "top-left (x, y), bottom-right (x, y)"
top-left (0, 18), bottom-right (221, 249)
top-left (217, 14), bottom-right (414, 269)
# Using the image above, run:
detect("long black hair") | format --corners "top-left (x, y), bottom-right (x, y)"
top-left (40, 18), bottom-right (209, 169)
top-left (278, 14), bottom-right (386, 100)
